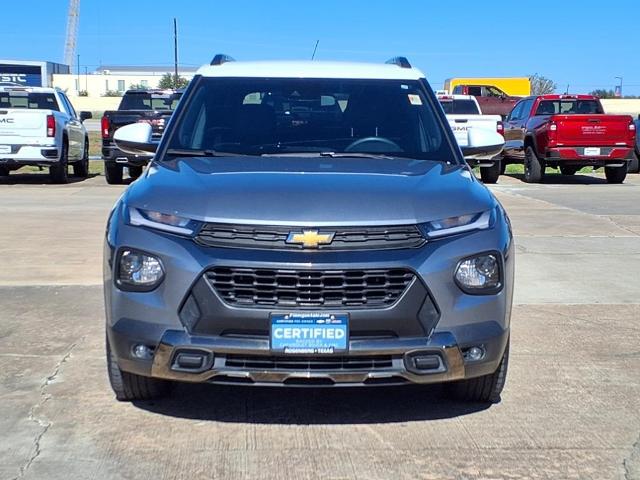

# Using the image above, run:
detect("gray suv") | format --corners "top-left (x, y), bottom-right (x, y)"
top-left (105, 56), bottom-right (513, 403)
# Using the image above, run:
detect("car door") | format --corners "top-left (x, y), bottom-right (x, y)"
top-left (58, 93), bottom-right (83, 160)
top-left (502, 101), bottom-right (524, 158)
top-left (511, 98), bottom-right (534, 157)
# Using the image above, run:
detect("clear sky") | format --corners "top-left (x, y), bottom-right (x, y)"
top-left (4, 0), bottom-right (640, 95)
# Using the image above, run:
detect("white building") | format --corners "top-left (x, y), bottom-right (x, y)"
top-left (53, 65), bottom-right (198, 98)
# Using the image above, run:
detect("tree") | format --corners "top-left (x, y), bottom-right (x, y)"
top-left (589, 89), bottom-right (617, 99)
top-left (158, 73), bottom-right (189, 89)
top-left (529, 74), bottom-right (556, 95)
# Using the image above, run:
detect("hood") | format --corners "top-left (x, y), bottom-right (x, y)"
top-left (125, 156), bottom-right (496, 226)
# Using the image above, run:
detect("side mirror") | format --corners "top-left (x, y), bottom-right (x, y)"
top-left (460, 128), bottom-right (505, 159)
top-left (79, 111), bottom-right (92, 121)
top-left (113, 123), bottom-right (157, 155)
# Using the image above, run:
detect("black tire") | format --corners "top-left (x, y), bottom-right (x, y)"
top-left (446, 341), bottom-right (510, 403)
top-left (73, 139), bottom-right (90, 178)
top-left (105, 162), bottom-right (124, 185)
top-left (480, 161), bottom-right (501, 184)
top-left (524, 146), bottom-right (544, 183)
top-left (49, 140), bottom-right (69, 184)
top-left (605, 165), bottom-right (627, 184)
top-left (0, 166), bottom-right (9, 177)
top-left (500, 161), bottom-right (507, 175)
top-left (106, 335), bottom-right (170, 401)
top-left (128, 165), bottom-right (144, 180)
top-left (628, 151), bottom-right (639, 174)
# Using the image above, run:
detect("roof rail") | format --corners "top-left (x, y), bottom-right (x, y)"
top-left (210, 54), bottom-right (236, 66)
top-left (385, 56), bottom-right (411, 69)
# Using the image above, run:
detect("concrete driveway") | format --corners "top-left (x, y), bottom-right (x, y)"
top-left (1, 170), bottom-right (639, 480)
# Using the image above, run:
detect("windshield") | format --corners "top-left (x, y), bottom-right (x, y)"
top-left (119, 92), bottom-right (182, 111)
top-left (535, 99), bottom-right (604, 115)
top-left (0, 91), bottom-right (59, 111)
top-left (439, 99), bottom-right (480, 115)
top-left (165, 77), bottom-right (453, 161)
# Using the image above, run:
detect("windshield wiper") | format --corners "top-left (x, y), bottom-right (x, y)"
top-left (319, 152), bottom-right (395, 160)
top-left (165, 148), bottom-right (248, 157)
top-left (260, 151), bottom-right (396, 159)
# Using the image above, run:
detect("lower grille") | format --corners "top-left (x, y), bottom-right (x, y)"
top-left (206, 267), bottom-right (415, 308)
top-left (225, 354), bottom-right (394, 371)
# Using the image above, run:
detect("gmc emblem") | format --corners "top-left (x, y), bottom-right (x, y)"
top-left (0, 118), bottom-right (15, 123)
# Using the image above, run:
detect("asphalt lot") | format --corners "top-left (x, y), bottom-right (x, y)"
top-left (1, 170), bottom-right (639, 480)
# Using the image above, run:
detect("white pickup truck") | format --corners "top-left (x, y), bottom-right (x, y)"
top-left (438, 94), bottom-right (504, 183)
top-left (0, 86), bottom-right (92, 183)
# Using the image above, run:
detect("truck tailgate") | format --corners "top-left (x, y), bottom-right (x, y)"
top-left (553, 114), bottom-right (632, 146)
top-left (0, 109), bottom-right (48, 143)
top-left (446, 115), bottom-right (500, 147)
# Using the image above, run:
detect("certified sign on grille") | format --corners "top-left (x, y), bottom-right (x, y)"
top-left (270, 313), bottom-right (348, 354)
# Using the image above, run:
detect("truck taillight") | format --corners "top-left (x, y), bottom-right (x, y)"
top-left (46, 115), bottom-right (55, 137)
top-left (496, 121), bottom-right (504, 137)
top-left (101, 116), bottom-right (110, 138)
top-left (548, 122), bottom-right (557, 143)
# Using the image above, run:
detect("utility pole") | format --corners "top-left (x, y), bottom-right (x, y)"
top-left (77, 54), bottom-right (80, 94)
top-left (173, 18), bottom-right (179, 88)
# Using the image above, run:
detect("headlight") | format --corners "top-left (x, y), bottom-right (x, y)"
top-left (454, 253), bottom-right (502, 294)
top-left (128, 207), bottom-right (200, 235)
top-left (421, 210), bottom-right (492, 239)
top-left (117, 249), bottom-right (164, 291)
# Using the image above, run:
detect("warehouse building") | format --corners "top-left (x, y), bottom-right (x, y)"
top-left (0, 59), bottom-right (69, 87)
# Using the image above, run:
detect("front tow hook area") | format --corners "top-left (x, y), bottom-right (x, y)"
top-left (150, 330), bottom-right (466, 385)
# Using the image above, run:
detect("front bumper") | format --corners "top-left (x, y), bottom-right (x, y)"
top-left (109, 324), bottom-right (508, 387)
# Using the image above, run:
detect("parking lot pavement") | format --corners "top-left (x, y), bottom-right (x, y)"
top-left (1, 171), bottom-right (639, 480)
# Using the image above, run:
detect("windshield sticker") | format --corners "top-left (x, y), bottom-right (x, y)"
top-left (408, 94), bottom-right (422, 105)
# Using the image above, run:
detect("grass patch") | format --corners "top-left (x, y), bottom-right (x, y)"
top-left (504, 164), bottom-right (593, 175)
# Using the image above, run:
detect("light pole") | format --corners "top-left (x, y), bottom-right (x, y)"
top-left (615, 76), bottom-right (623, 97)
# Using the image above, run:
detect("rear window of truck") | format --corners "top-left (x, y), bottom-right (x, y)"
top-left (119, 92), bottom-right (182, 111)
top-left (439, 99), bottom-right (480, 115)
top-left (535, 100), bottom-right (604, 115)
top-left (0, 91), bottom-right (59, 111)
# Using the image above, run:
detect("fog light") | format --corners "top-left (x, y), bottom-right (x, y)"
top-left (132, 344), bottom-right (153, 360)
top-left (454, 253), bottom-right (501, 294)
top-left (117, 249), bottom-right (164, 291)
top-left (464, 346), bottom-right (485, 362)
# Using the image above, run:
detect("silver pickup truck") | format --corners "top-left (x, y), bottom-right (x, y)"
top-left (0, 86), bottom-right (92, 183)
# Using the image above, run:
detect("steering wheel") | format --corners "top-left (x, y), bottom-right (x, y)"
top-left (344, 137), bottom-right (402, 153)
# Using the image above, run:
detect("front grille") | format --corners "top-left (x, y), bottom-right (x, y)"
top-left (206, 267), bottom-right (415, 308)
top-left (195, 223), bottom-right (425, 251)
top-left (225, 354), bottom-right (394, 371)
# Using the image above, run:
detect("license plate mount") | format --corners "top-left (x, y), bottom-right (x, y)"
top-left (584, 147), bottom-right (601, 156)
top-left (270, 313), bottom-right (349, 355)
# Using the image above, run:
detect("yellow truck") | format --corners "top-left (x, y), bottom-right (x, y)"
top-left (443, 78), bottom-right (531, 117)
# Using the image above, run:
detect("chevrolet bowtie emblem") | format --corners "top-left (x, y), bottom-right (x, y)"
top-left (286, 229), bottom-right (335, 248)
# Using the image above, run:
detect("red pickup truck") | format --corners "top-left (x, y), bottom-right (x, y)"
top-left (501, 95), bottom-right (636, 183)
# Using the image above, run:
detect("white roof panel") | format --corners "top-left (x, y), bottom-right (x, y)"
top-left (196, 60), bottom-right (425, 80)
